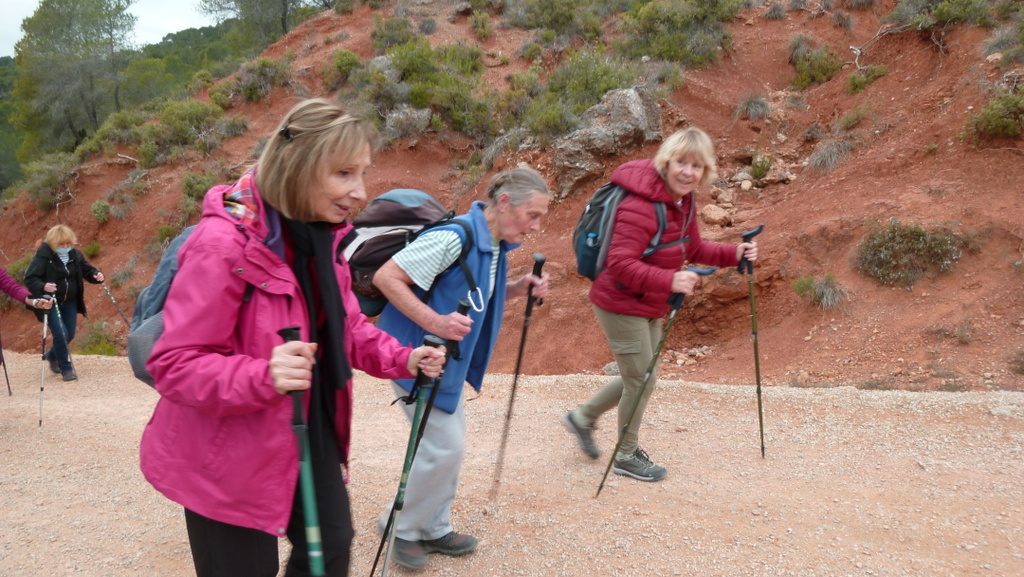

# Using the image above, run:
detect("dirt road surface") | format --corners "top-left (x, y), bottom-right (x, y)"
top-left (2, 351), bottom-right (1023, 576)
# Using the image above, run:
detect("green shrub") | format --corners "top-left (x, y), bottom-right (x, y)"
top-left (137, 100), bottom-right (225, 168)
top-left (111, 255), bottom-right (139, 288)
top-left (832, 10), bottom-right (853, 31)
top-left (334, 0), bottom-right (356, 14)
top-left (521, 42), bottom-right (544, 61)
top-left (791, 45), bottom-right (842, 89)
top-left (189, 69), bottom-right (215, 94)
top-left (933, 0), bottom-right (992, 26)
top-left (847, 64), bottom-right (887, 94)
top-left (750, 152), bottom-right (772, 179)
top-left (208, 82), bottom-right (234, 109)
top-left (182, 170), bottom-right (220, 202)
top-left (764, 3), bottom-right (787, 19)
top-left (324, 49), bottom-right (362, 89)
top-left (616, 0), bottom-right (742, 67)
top-left (836, 106), bottom-right (868, 131)
top-left (76, 320), bottom-right (120, 355)
top-left (418, 18), bottom-right (437, 35)
top-left (521, 0), bottom-right (579, 35)
top-left (470, 11), bottom-right (493, 41)
top-left (20, 152), bottom-right (79, 210)
top-left (792, 273), bottom-right (849, 309)
top-left (965, 92), bottom-right (1024, 140)
top-left (855, 218), bottom-right (963, 287)
top-left (82, 240), bottom-right (101, 258)
top-left (236, 58), bottom-right (292, 102)
top-left (372, 16), bottom-right (417, 54)
top-left (92, 200), bottom-right (111, 224)
top-left (735, 94), bottom-right (770, 121)
top-left (75, 108), bottom-right (150, 159)
top-left (806, 139), bottom-right (851, 172)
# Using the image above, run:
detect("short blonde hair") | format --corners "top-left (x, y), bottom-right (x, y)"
top-left (485, 165), bottom-right (551, 206)
top-left (255, 98), bottom-right (380, 221)
top-left (653, 127), bottom-right (718, 189)
top-left (44, 224), bottom-right (77, 247)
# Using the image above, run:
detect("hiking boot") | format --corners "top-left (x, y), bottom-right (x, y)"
top-left (48, 356), bottom-right (60, 375)
top-left (391, 537), bottom-right (428, 571)
top-left (62, 370), bottom-right (78, 382)
top-left (613, 447), bottom-right (667, 482)
top-left (421, 531), bottom-right (478, 557)
top-left (561, 410), bottom-right (599, 459)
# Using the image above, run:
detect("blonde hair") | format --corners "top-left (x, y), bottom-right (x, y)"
top-left (255, 98), bottom-right (380, 221)
top-left (653, 127), bottom-right (718, 188)
top-left (44, 224), bottom-right (77, 247)
top-left (485, 165), bottom-right (551, 206)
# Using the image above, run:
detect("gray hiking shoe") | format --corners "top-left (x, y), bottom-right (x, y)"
top-left (421, 531), bottom-right (477, 556)
top-left (562, 410), bottom-right (599, 459)
top-left (613, 447), bottom-right (667, 482)
top-left (392, 537), bottom-right (428, 570)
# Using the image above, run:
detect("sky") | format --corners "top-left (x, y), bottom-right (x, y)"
top-left (0, 0), bottom-right (217, 59)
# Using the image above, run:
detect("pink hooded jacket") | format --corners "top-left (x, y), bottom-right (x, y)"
top-left (139, 174), bottom-right (414, 537)
top-left (589, 159), bottom-right (739, 318)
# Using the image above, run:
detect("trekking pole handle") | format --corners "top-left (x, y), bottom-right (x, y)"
top-left (668, 267), bottom-right (717, 310)
top-left (529, 253), bottom-right (545, 306)
top-left (738, 224), bottom-right (765, 275)
top-left (277, 326), bottom-right (309, 451)
top-left (412, 335), bottom-right (445, 388)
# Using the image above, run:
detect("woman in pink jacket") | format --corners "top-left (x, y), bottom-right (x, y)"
top-left (562, 127), bottom-right (758, 482)
top-left (139, 99), bottom-right (446, 577)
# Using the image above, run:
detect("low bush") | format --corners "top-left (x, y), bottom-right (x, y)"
top-left (372, 16), bottom-right (417, 54)
top-left (236, 58), bottom-right (292, 102)
top-left (792, 273), bottom-right (849, 309)
top-left (855, 218), bottom-right (963, 287)
top-left (82, 241), bottom-right (101, 259)
top-left (791, 45), bottom-right (842, 89)
top-left (92, 200), bottom-right (111, 224)
top-left (806, 138), bottom-right (851, 172)
top-left (20, 152), bottom-right (79, 210)
top-left (470, 11), bottom-right (493, 41)
top-left (847, 64), bottom-right (887, 94)
top-left (965, 92), bottom-right (1024, 140)
top-left (76, 320), bottom-right (120, 355)
top-left (616, 0), bottom-right (742, 67)
top-left (735, 94), bottom-right (771, 121)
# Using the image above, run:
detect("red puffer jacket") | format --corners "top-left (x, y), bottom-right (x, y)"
top-left (589, 159), bottom-right (739, 318)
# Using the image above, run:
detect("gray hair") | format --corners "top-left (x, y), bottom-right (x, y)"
top-left (485, 165), bottom-right (551, 206)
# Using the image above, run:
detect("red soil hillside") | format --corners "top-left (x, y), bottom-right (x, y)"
top-left (1, 3), bottom-right (1022, 393)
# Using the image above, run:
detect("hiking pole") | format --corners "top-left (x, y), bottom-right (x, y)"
top-left (39, 299), bottom-right (51, 426)
top-left (101, 283), bottom-right (131, 326)
top-left (277, 326), bottom-right (326, 577)
top-left (372, 335), bottom-right (445, 577)
top-left (739, 224), bottom-right (766, 458)
top-left (596, 266), bottom-right (717, 498)
top-left (3, 357), bottom-right (10, 396)
top-left (489, 253), bottom-right (545, 499)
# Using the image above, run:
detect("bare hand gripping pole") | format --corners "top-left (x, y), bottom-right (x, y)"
top-left (739, 224), bottom-right (766, 458)
top-left (596, 266), bottom-right (717, 498)
top-left (489, 253), bottom-right (545, 499)
top-left (372, 334), bottom-right (448, 577)
top-left (278, 326), bottom-right (326, 577)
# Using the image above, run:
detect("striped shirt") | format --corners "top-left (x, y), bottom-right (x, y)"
top-left (393, 229), bottom-right (500, 297)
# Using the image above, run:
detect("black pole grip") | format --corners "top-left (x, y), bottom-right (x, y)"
top-left (530, 253), bottom-right (546, 305)
top-left (667, 267), bottom-right (717, 310)
top-left (738, 224), bottom-right (764, 275)
top-left (277, 326), bottom-right (301, 343)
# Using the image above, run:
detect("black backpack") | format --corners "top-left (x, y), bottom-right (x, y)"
top-left (572, 183), bottom-right (690, 280)
top-left (340, 188), bottom-right (476, 317)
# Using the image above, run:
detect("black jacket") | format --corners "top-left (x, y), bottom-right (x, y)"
top-left (24, 243), bottom-right (101, 322)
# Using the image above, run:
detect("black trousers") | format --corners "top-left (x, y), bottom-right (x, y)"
top-left (184, 436), bottom-right (354, 577)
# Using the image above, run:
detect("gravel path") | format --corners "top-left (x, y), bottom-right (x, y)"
top-left (2, 351), bottom-right (1023, 576)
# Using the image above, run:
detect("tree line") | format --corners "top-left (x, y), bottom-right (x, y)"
top-left (1, 0), bottom-right (330, 193)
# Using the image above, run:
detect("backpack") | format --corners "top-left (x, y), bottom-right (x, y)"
top-left (340, 188), bottom-right (477, 317)
top-left (127, 225), bottom-right (197, 387)
top-left (572, 183), bottom-right (690, 280)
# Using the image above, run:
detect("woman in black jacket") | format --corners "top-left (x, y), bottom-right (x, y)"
top-left (25, 224), bottom-right (104, 381)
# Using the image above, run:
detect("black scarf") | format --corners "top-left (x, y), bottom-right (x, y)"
top-left (282, 218), bottom-right (354, 390)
